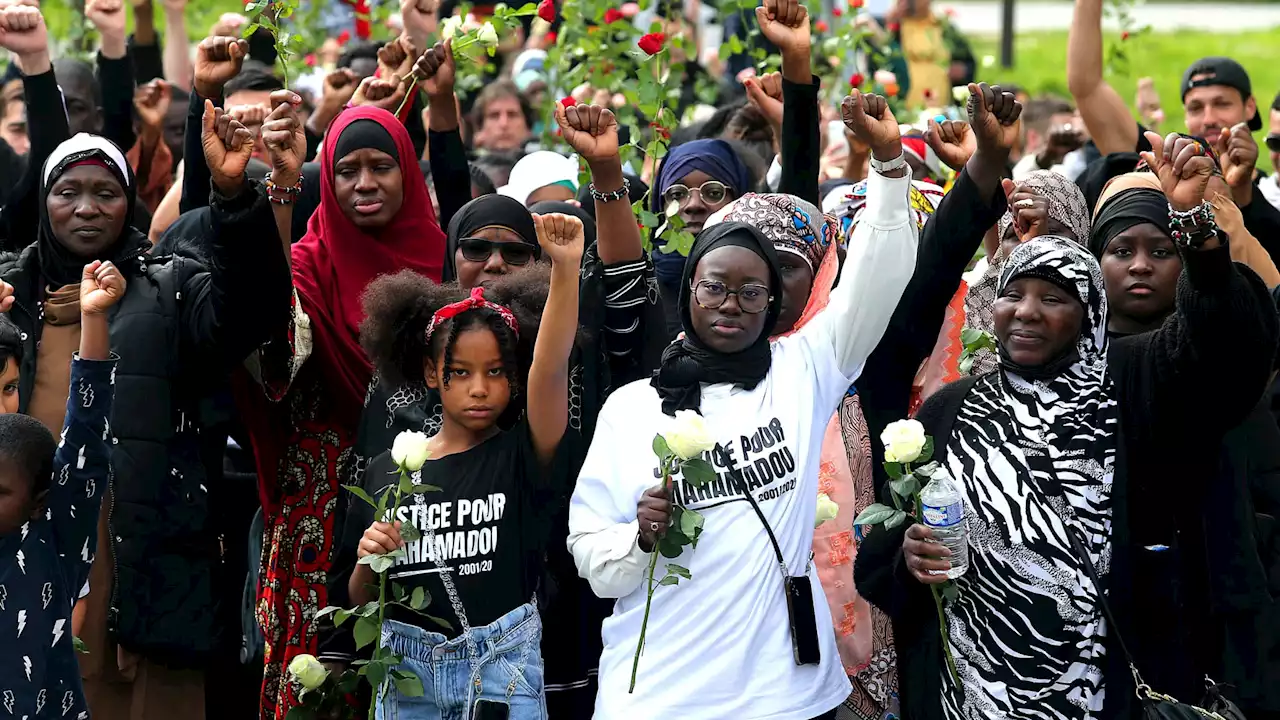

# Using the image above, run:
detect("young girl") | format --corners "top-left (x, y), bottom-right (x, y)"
top-left (348, 212), bottom-right (584, 719)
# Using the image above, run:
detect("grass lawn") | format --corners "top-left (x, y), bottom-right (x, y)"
top-left (969, 28), bottom-right (1280, 141)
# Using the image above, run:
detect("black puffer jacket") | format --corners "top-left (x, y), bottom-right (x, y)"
top-left (0, 183), bottom-right (289, 665)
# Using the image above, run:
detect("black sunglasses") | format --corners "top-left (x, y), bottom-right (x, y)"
top-left (457, 237), bottom-right (541, 266)
top-left (1266, 134), bottom-right (1280, 154)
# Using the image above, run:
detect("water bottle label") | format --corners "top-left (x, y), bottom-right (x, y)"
top-left (922, 501), bottom-right (963, 527)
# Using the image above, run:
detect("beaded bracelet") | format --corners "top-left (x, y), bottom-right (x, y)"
top-left (589, 179), bottom-right (631, 203)
top-left (1168, 200), bottom-right (1217, 249)
top-left (265, 173), bottom-right (304, 205)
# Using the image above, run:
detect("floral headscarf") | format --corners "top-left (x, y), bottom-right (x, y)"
top-left (828, 178), bottom-right (945, 241)
top-left (705, 192), bottom-right (838, 274)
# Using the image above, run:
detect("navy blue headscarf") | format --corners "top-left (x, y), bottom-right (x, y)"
top-left (651, 139), bottom-right (752, 287)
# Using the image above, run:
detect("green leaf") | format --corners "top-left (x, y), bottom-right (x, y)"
top-left (356, 601), bottom-right (380, 618)
top-left (665, 563), bottom-right (691, 579)
top-left (393, 671), bottom-right (425, 697)
top-left (334, 609), bottom-right (352, 627)
top-left (680, 458), bottom-right (716, 487)
top-left (884, 462), bottom-right (903, 480)
top-left (73, 636), bottom-right (88, 654)
top-left (411, 484), bottom-right (442, 495)
top-left (658, 576), bottom-right (680, 586)
top-left (652, 434), bottom-right (671, 460)
top-left (640, 210), bottom-right (660, 228)
top-left (425, 614), bottom-right (453, 631)
top-left (679, 506), bottom-right (704, 539)
top-left (399, 523), bottom-right (422, 543)
top-left (314, 605), bottom-right (342, 621)
top-left (890, 474), bottom-right (920, 501)
top-left (854, 502), bottom-right (898, 527)
top-left (353, 616), bottom-right (380, 650)
top-left (884, 509), bottom-right (909, 529)
top-left (959, 327), bottom-right (984, 346)
top-left (241, 22), bottom-right (260, 38)
top-left (410, 586), bottom-right (427, 610)
top-left (942, 582), bottom-right (959, 602)
top-left (657, 533), bottom-right (685, 558)
top-left (646, 139), bottom-right (668, 160)
top-left (398, 473), bottom-right (415, 495)
top-left (365, 657), bottom-right (388, 693)
top-left (917, 437), bottom-right (935, 465)
top-left (343, 485), bottom-right (377, 509)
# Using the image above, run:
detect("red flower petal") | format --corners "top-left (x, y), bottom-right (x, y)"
top-left (850, 0), bottom-right (863, 8)
top-left (1121, 30), bottom-right (1130, 40)
top-left (638, 32), bottom-right (665, 56)
top-left (337, 30), bottom-right (351, 45)
top-left (815, 19), bottom-right (829, 32)
top-left (603, 7), bottom-right (624, 23)
top-left (888, 22), bottom-right (900, 32)
top-left (832, 7), bottom-right (843, 16)
top-left (304, 53), bottom-right (317, 67)
top-left (849, 72), bottom-right (864, 87)
top-left (546, 31), bottom-right (558, 44)
top-left (537, 0), bottom-right (556, 23)
top-left (560, 96), bottom-right (577, 108)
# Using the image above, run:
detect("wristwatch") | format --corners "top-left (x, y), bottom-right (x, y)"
top-left (870, 153), bottom-right (908, 175)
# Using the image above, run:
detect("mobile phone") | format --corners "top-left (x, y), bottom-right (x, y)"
top-left (472, 699), bottom-right (511, 720)
top-left (784, 576), bottom-right (821, 665)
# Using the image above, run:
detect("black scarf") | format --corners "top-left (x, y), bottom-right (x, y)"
top-left (1090, 187), bottom-right (1169, 259)
top-left (650, 221), bottom-right (782, 416)
top-left (442, 194), bottom-right (538, 282)
top-left (38, 135), bottom-right (150, 288)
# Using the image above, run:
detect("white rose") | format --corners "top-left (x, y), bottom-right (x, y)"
top-left (476, 21), bottom-right (499, 48)
top-left (880, 419), bottom-right (926, 464)
top-left (814, 492), bottom-right (839, 528)
top-left (440, 15), bottom-right (463, 40)
top-left (390, 430), bottom-right (431, 472)
top-left (662, 409), bottom-right (716, 460)
top-left (287, 653), bottom-right (329, 691)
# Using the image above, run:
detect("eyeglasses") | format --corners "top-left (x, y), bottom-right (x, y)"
top-left (457, 238), bottom-right (541, 266)
top-left (691, 279), bottom-right (772, 314)
top-left (1266, 134), bottom-right (1280, 153)
top-left (663, 180), bottom-right (731, 207)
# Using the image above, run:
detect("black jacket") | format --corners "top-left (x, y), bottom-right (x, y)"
top-left (0, 184), bottom-right (289, 664)
top-left (856, 245), bottom-right (1278, 719)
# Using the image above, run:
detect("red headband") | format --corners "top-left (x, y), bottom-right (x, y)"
top-left (424, 287), bottom-right (520, 344)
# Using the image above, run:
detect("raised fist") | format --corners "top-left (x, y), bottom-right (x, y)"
top-left (743, 71), bottom-right (782, 131)
top-left (556, 103), bottom-right (619, 165)
top-left (533, 212), bottom-right (586, 268)
top-left (411, 40), bottom-right (455, 98)
top-left (841, 90), bottom-right (900, 162)
top-left (84, 0), bottom-right (126, 40)
top-left (201, 99), bottom-right (255, 196)
top-left (378, 35), bottom-right (417, 80)
top-left (754, 0), bottom-right (809, 56)
top-left (133, 79), bottom-right (172, 132)
top-left (1142, 131), bottom-right (1215, 212)
top-left (925, 118), bottom-right (975, 172)
top-left (1215, 122), bottom-right (1258, 201)
top-left (193, 36), bottom-right (249, 100)
top-left (80, 260), bottom-right (127, 316)
top-left (0, 5), bottom-right (48, 60)
top-left (351, 75), bottom-right (407, 112)
top-left (965, 82), bottom-right (1022, 156)
top-left (261, 90), bottom-right (306, 185)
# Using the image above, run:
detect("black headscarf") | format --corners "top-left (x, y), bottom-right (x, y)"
top-left (650, 221), bottom-right (782, 416)
top-left (1090, 187), bottom-right (1170, 258)
top-left (38, 133), bottom-right (150, 288)
top-left (443, 194), bottom-right (538, 282)
top-left (527, 200), bottom-right (597, 246)
top-left (333, 119), bottom-right (398, 162)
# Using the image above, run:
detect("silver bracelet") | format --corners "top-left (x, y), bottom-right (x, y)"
top-left (1168, 201), bottom-right (1217, 249)
top-left (589, 179), bottom-right (631, 203)
top-left (870, 153), bottom-right (908, 175)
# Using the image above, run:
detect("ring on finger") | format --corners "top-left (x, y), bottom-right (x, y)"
top-left (1015, 198), bottom-right (1036, 209)
top-left (650, 521), bottom-right (660, 532)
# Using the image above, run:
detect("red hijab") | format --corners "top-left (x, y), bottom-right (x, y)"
top-left (291, 105), bottom-right (446, 417)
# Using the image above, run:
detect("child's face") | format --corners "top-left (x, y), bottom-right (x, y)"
top-left (0, 457), bottom-right (39, 536)
top-left (425, 327), bottom-right (512, 434)
top-left (0, 357), bottom-right (19, 415)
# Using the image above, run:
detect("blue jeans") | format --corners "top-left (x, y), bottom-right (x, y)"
top-left (376, 604), bottom-right (547, 720)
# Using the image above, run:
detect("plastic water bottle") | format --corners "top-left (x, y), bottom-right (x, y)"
top-left (919, 466), bottom-right (968, 579)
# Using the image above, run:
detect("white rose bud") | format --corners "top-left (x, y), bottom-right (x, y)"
top-left (814, 492), bottom-right (839, 528)
top-left (662, 409), bottom-right (716, 461)
top-left (880, 418), bottom-right (926, 464)
top-left (477, 21), bottom-right (499, 48)
top-left (288, 653), bottom-right (329, 691)
top-left (440, 15), bottom-right (463, 40)
top-left (391, 430), bottom-right (431, 472)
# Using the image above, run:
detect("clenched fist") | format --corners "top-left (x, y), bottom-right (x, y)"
top-left (533, 212), bottom-right (586, 269)
top-left (841, 90), bottom-right (901, 163)
top-left (193, 36), bottom-right (248, 100)
top-left (556, 103), bottom-right (619, 166)
top-left (80, 260), bottom-right (127, 316)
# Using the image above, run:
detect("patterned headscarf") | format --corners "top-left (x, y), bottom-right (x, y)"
top-left (704, 192), bottom-right (838, 273)
top-left (997, 170), bottom-right (1092, 246)
top-left (827, 178), bottom-right (945, 241)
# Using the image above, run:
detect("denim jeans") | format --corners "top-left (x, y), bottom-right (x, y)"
top-left (376, 604), bottom-right (547, 720)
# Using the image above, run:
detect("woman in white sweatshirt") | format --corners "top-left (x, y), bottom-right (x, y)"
top-left (566, 91), bottom-right (918, 720)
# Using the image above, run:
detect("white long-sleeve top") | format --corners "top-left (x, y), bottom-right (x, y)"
top-left (566, 170), bottom-right (917, 719)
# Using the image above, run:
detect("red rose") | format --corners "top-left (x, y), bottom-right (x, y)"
top-left (337, 30), bottom-right (351, 45)
top-left (849, 72), bottom-right (864, 87)
top-left (603, 7), bottom-right (624, 23)
top-left (888, 21), bottom-right (900, 32)
top-left (815, 19), bottom-right (828, 32)
top-left (923, 88), bottom-right (932, 99)
top-left (1121, 30), bottom-right (1130, 40)
top-left (832, 7), bottom-right (843, 16)
top-left (304, 53), bottom-right (317, 67)
top-left (537, 0), bottom-right (556, 23)
top-left (560, 96), bottom-right (577, 108)
top-left (650, 121), bottom-right (670, 140)
top-left (638, 32), bottom-right (665, 55)
top-left (850, 0), bottom-right (863, 8)
top-left (546, 31), bottom-right (558, 44)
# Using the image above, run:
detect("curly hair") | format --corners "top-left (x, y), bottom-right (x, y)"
top-left (360, 267), bottom-right (553, 393)
top-left (0, 412), bottom-right (56, 495)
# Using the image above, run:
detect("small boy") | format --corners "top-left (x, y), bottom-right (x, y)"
top-left (0, 260), bottom-right (124, 719)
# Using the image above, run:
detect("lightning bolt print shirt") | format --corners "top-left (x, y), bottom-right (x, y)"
top-left (0, 356), bottom-right (116, 719)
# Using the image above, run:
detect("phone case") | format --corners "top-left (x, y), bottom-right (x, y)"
top-left (472, 700), bottom-right (511, 720)
top-left (784, 575), bottom-right (821, 666)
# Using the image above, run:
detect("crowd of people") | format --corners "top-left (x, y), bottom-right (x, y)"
top-left (1, 0), bottom-right (1280, 717)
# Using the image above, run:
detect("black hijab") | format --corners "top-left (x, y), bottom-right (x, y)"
top-left (527, 200), bottom-right (597, 246)
top-left (442, 194), bottom-right (538, 282)
top-left (38, 133), bottom-right (149, 288)
top-left (1090, 187), bottom-right (1170, 258)
top-left (650, 221), bottom-right (783, 416)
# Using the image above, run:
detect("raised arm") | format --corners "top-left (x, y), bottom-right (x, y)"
top-left (47, 260), bottom-right (124, 592)
top-left (556, 103), bottom-right (642, 264)
top-left (161, 0), bottom-right (194, 91)
top-left (128, 0), bottom-right (164, 83)
top-left (751, 0), bottom-right (819, 204)
top-left (527, 214), bottom-right (585, 465)
top-left (1125, 132), bottom-right (1280, 436)
top-left (86, 0), bottom-right (136, 151)
top-left (1066, 0), bottom-right (1139, 155)
top-left (182, 36), bottom-right (247, 214)
top-left (261, 90), bottom-right (308, 263)
top-left (412, 41), bottom-right (472, 231)
top-left (799, 91), bottom-right (917, 381)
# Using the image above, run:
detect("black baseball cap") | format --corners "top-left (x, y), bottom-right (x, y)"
top-left (1181, 57), bottom-right (1263, 131)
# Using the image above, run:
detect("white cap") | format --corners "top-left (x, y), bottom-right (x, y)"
top-left (497, 151), bottom-right (580, 207)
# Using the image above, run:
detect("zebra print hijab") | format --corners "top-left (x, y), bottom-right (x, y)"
top-left (940, 236), bottom-right (1119, 719)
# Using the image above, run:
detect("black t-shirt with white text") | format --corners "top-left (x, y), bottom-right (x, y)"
top-left (356, 422), bottom-right (555, 638)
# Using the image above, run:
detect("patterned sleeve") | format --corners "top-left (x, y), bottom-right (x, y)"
top-left (253, 288), bottom-right (314, 402)
top-left (599, 252), bottom-right (657, 365)
top-left (49, 355), bottom-right (117, 594)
